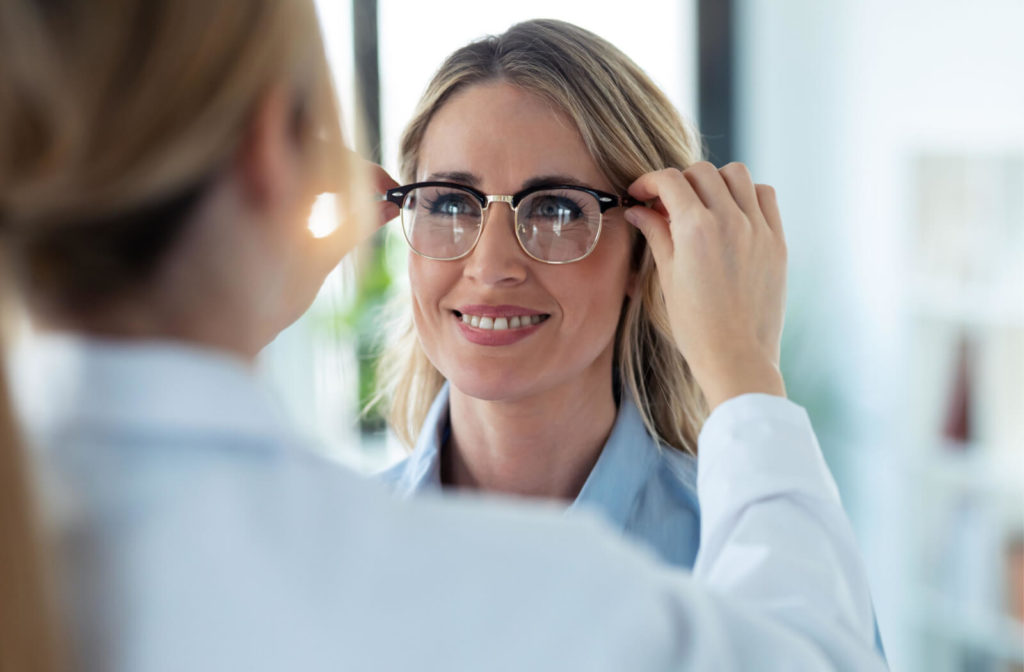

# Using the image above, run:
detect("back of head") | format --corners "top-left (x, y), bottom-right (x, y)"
top-left (0, 0), bottom-right (347, 668)
top-left (0, 0), bottom-right (349, 319)
top-left (378, 18), bottom-right (709, 453)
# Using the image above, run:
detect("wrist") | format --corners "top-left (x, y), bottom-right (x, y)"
top-left (693, 356), bottom-right (786, 411)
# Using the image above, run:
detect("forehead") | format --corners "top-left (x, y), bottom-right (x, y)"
top-left (418, 81), bottom-right (610, 191)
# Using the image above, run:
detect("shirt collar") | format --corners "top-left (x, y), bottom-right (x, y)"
top-left (567, 393), bottom-right (662, 529)
top-left (12, 333), bottom-right (297, 449)
top-left (395, 384), bottom-right (663, 531)
top-left (390, 382), bottom-right (450, 497)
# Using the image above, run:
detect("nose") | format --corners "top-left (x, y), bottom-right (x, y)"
top-left (463, 202), bottom-right (529, 286)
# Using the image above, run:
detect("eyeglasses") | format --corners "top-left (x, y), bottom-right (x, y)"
top-left (383, 181), bottom-right (641, 264)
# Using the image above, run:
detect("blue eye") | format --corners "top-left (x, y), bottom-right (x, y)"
top-left (524, 194), bottom-right (586, 222)
top-left (424, 191), bottom-right (478, 217)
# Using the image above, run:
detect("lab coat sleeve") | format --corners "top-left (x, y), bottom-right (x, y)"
top-left (690, 393), bottom-right (884, 670)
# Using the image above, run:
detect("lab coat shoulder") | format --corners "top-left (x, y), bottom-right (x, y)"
top-left (96, 437), bottom-right (882, 672)
top-left (97, 443), bottom-right (689, 672)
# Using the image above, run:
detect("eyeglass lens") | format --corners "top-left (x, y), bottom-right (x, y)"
top-left (400, 185), bottom-right (602, 263)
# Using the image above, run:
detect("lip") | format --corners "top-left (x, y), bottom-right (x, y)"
top-left (451, 305), bottom-right (549, 347)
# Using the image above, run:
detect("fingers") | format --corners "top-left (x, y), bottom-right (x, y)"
top-left (624, 205), bottom-right (673, 270)
top-left (682, 161), bottom-right (741, 216)
top-left (364, 162), bottom-right (401, 227)
top-left (378, 200), bottom-right (400, 227)
top-left (718, 162), bottom-right (762, 223)
top-left (628, 167), bottom-right (704, 220)
top-left (628, 163), bottom-right (782, 262)
top-left (755, 184), bottom-right (782, 234)
top-left (368, 161), bottom-right (399, 194)
top-left (630, 162), bottom-right (747, 228)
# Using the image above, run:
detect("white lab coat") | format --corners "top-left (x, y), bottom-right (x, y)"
top-left (13, 334), bottom-right (886, 671)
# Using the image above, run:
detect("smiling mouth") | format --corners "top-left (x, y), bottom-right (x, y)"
top-left (453, 310), bottom-right (550, 331)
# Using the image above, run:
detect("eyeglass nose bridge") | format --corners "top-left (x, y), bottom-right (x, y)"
top-left (482, 194), bottom-right (516, 210)
top-left (472, 194), bottom-right (520, 254)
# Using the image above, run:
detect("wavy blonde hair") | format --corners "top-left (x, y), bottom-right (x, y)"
top-left (375, 19), bottom-right (709, 454)
top-left (0, 0), bottom-right (349, 668)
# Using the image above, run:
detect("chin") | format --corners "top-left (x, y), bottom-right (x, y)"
top-left (446, 367), bottom-right (536, 404)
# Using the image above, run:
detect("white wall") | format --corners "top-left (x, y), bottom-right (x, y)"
top-left (377, 1), bottom-right (698, 178)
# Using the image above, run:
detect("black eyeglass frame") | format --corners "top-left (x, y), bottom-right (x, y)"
top-left (383, 181), bottom-right (643, 264)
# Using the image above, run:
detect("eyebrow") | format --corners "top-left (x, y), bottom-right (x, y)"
top-left (423, 171), bottom-right (595, 192)
top-left (521, 174), bottom-right (591, 190)
top-left (425, 170), bottom-right (479, 186)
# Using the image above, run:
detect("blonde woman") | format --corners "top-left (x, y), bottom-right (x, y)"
top-left (2, 1), bottom-right (884, 669)
top-left (377, 24), bottom-right (719, 539)
top-left (379, 23), bottom-right (709, 570)
top-left (377, 18), bottom-right (885, 655)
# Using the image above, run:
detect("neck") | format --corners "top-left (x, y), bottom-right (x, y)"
top-left (443, 376), bottom-right (618, 501)
top-left (36, 295), bottom-right (262, 362)
top-left (31, 191), bottom-right (283, 362)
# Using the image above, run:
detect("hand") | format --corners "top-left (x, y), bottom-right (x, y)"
top-left (366, 161), bottom-right (402, 229)
top-left (307, 159), bottom-right (401, 271)
top-left (625, 162), bottom-right (787, 410)
top-left (262, 161), bottom-right (401, 350)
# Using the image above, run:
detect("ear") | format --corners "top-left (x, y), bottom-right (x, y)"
top-left (235, 85), bottom-right (300, 211)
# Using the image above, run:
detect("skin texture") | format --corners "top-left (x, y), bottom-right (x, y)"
top-left (625, 163), bottom-right (787, 410)
top-left (410, 82), bottom-right (637, 499)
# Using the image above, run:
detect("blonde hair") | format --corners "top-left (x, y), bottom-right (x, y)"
top-left (0, 0), bottom-right (356, 316)
top-left (376, 19), bottom-right (709, 454)
top-left (0, 336), bottom-right (62, 672)
top-left (0, 0), bottom-right (350, 668)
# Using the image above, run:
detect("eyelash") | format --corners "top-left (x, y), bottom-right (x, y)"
top-left (423, 192), bottom-right (474, 215)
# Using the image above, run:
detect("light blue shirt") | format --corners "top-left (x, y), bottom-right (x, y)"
top-left (382, 383), bottom-right (702, 568)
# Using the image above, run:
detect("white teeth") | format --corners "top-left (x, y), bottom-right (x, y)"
top-left (459, 312), bottom-right (545, 330)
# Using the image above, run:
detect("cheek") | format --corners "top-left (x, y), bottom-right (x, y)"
top-left (573, 238), bottom-right (633, 329)
top-left (408, 256), bottom-right (457, 336)
top-left (556, 265), bottom-right (631, 335)
top-left (408, 258), bottom-right (433, 326)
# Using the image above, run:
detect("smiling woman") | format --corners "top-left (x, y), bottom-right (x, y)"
top-left (372, 24), bottom-right (888, 658)
top-left (375, 19), bottom-right (710, 565)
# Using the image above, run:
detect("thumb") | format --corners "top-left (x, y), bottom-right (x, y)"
top-left (364, 162), bottom-right (401, 227)
top-left (625, 205), bottom-right (673, 271)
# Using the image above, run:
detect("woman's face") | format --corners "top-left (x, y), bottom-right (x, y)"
top-left (410, 81), bottom-right (635, 403)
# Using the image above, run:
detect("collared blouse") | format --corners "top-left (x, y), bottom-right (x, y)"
top-left (381, 383), bottom-right (702, 568)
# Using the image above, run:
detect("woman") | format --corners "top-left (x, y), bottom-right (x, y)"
top-left (378, 21), bottom-right (885, 655)
top-left (1, 1), bottom-right (885, 669)
top-left (379, 20), bottom-right (753, 564)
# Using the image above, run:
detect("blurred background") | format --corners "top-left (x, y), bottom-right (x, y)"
top-left (259, 1), bottom-right (1024, 669)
